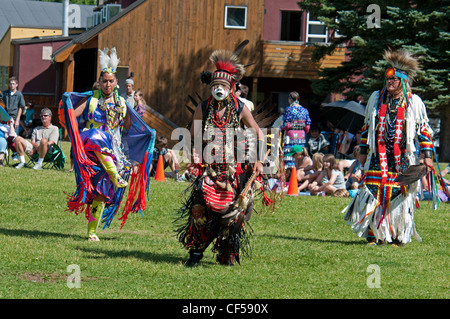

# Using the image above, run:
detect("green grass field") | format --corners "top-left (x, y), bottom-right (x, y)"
top-left (0, 141), bottom-right (448, 300)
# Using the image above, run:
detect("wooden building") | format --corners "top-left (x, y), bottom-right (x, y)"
top-left (53, 0), bottom-right (265, 132)
top-left (0, 0), bottom-right (94, 91)
top-left (49, 0), bottom-right (346, 137)
top-left (0, 0), bottom-right (94, 128)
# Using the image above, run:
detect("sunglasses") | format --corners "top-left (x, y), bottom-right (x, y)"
top-left (40, 114), bottom-right (50, 118)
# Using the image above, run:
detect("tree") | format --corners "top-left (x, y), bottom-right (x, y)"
top-left (298, 0), bottom-right (450, 160)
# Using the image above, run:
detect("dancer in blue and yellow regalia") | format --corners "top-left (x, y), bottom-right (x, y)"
top-left (61, 48), bottom-right (155, 241)
top-left (343, 49), bottom-right (448, 246)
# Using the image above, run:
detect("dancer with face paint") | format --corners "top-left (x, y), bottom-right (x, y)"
top-left (343, 49), bottom-right (448, 246)
top-left (175, 42), bottom-right (273, 266)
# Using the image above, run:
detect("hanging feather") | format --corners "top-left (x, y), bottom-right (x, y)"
top-left (232, 39), bottom-right (249, 56)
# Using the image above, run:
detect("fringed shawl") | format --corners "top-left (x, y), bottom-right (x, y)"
top-left (60, 91), bottom-right (156, 229)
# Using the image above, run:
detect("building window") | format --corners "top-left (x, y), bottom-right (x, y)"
top-left (280, 11), bottom-right (303, 41)
top-left (306, 12), bottom-right (328, 43)
top-left (224, 5), bottom-right (247, 29)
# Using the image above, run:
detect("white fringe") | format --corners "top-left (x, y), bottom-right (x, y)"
top-left (343, 184), bottom-right (422, 243)
top-left (344, 90), bottom-right (430, 243)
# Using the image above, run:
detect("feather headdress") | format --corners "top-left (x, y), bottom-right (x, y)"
top-left (99, 47), bottom-right (120, 74)
top-left (383, 49), bottom-right (419, 84)
top-left (207, 40), bottom-right (248, 90)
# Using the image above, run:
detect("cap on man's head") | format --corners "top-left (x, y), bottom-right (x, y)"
top-left (125, 78), bottom-right (134, 85)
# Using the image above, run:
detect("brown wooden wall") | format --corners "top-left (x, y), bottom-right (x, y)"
top-left (96, 0), bottom-right (265, 128)
top-left (142, 105), bottom-right (178, 146)
top-left (261, 42), bottom-right (346, 79)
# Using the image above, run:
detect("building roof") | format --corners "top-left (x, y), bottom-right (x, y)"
top-left (0, 0), bottom-right (95, 41)
top-left (52, 0), bottom-right (146, 63)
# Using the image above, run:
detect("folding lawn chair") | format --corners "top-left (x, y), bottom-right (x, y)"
top-left (25, 128), bottom-right (65, 170)
top-left (4, 136), bottom-right (17, 166)
top-left (25, 143), bottom-right (65, 169)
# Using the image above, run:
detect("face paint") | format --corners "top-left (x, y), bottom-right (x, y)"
top-left (212, 85), bottom-right (230, 101)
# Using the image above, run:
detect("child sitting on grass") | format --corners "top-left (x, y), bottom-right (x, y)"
top-left (298, 152), bottom-right (324, 192)
top-left (308, 153), bottom-right (348, 196)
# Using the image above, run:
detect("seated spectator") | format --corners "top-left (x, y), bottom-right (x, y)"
top-left (306, 126), bottom-right (330, 155)
top-left (0, 119), bottom-right (17, 166)
top-left (18, 102), bottom-right (35, 137)
top-left (0, 130), bottom-right (5, 166)
top-left (338, 145), bottom-right (361, 174)
top-left (133, 89), bottom-right (147, 118)
top-left (179, 164), bottom-right (200, 182)
top-left (333, 189), bottom-right (350, 197)
top-left (337, 130), bottom-right (354, 159)
top-left (298, 152), bottom-right (324, 192)
top-left (308, 153), bottom-right (347, 196)
top-left (441, 164), bottom-right (450, 198)
top-left (285, 144), bottom-right (312, 183)
top-left (341, 146), bottom-right (363, 197)
top-left (150, 135), bottom-right (181, 180)
top-left (14, 108), bottom-right (59, 170)
top-left (437, 163), bottom-right (450, 186)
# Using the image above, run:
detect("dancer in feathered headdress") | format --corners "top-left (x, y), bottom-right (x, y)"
top-left (61, 48), bottom-right (155, 241)
top-left (175, 40), bottom-right (273, 266)
top-left (343, 48), bottom-right (448, 246)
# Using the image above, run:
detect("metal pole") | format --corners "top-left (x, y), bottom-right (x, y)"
top-left (62, 0), bottom-right (69, 37)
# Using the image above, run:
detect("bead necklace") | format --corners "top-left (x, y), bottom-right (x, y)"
top-left (96, 90), bottom-right (125, 130)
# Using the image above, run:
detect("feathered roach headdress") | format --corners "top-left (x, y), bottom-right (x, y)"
top-left (202, 40), bottom-right (248, 92)
top-left (98, 47), bottom-right (120, 74)
top-left (381, 48), bottom-right (421, 103)
top-left (383, 49), bottom-right (419, 85)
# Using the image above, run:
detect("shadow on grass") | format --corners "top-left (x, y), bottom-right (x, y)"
top-left (0, 227), bottom-right (219, 266)
top-left (259, 233), bottom-right (365, 246)
top-left (77, 247), bottom-right (225, 267)
top-left (77, 246), bottom-right (185, 265)
top-left (0, 227), bottom-right (86, 241)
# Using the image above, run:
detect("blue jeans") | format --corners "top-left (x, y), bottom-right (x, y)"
top-left (0, 131), bottom-right (7, 153)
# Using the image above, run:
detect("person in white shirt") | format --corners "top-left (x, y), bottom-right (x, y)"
top-left (235, 83), bottom-right (254, 112)
top-left (14, 108), bottom-right (59, 170)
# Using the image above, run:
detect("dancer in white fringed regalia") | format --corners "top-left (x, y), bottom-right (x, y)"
top-left (343, 49), bottom-right (448, 246)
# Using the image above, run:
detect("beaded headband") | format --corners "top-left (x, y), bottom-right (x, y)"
top-left (385, 67), bottom-right (408, 80)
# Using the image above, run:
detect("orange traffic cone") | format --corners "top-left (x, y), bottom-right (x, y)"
top-left (154, 154), bottom-right (165, 181)
top-left (286, 166), bottom-right (298, 196)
